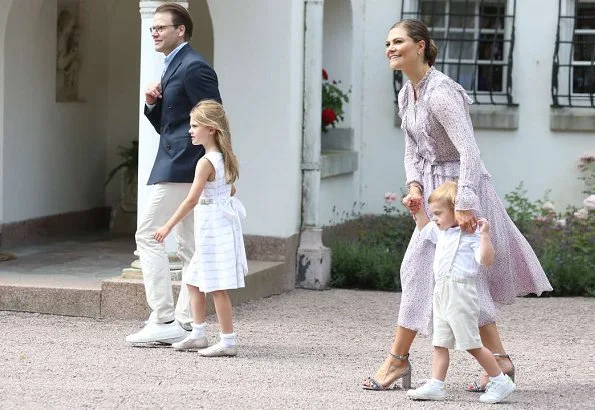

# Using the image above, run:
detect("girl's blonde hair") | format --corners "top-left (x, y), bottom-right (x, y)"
top-left (190, 100), bottom-right (239, 184)
top-left (428, 180), bottom-right (458, 210)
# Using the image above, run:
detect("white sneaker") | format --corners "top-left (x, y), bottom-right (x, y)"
top-left (197, 341), bottom-right (238, 357)
top-left (171, 335), bottom-right (209, 351)
top-left (479, 375), bottom-right (516, 404)
top-left (407, 381), bottom-right (447, 401)
top-left (125, 321), bottom-right (189, 344)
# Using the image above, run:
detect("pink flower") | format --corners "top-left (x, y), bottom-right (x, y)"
top-left (384, 192), bottom-right (399, 203)
top-left (555, 219), bottom-right (566, 228)
top-left (322, 69), bottom-right (328, 80)
top-left (574, 207), bottom-right (589, 220)
top-left (584, 194), bottom-right (595, 211)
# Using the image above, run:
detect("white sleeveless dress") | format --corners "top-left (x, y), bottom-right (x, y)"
top-left (184, 151), bottom-right (248, 293)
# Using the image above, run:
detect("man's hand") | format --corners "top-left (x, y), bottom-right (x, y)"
top-left (145, 82), bottom-right (162, 105)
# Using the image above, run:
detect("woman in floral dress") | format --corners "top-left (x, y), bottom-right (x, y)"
top-left (362, 19), bottom-right (552, 391)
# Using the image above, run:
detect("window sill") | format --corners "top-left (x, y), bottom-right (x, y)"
top-left (321, 150), bottom-right (358, 179)
top-left (550, 107), bottom-right (595, 132)
top-left (469, 105), bottom-right (518, 130)
top-left (394, 103), bottom-right (519, 130)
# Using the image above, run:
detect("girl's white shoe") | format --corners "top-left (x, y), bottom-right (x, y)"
top-left (171, 335), bottom-right (208, 351)
top-left (407, 380), bottom-right (447, 401)
top-left (197, 341), bottom-right (238, 357)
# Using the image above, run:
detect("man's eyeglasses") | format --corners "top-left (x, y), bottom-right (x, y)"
top-left (149, 24), bottom-right (179, 34)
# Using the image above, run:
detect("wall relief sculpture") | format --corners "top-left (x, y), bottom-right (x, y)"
top-left (56, 5), bottom-right (82, 102)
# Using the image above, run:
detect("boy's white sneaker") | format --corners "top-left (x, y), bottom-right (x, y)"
top-left (479, 375), bottom-right (516, 404)
top-left (407, 381), bottom-right (447, 401)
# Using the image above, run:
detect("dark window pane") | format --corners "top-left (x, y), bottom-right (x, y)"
top-left (477, 64), bottom-right (503, 91)
top-left (447, 64), bottom-right (476, 90)
top-left (478, 33), bottom-right (504, 60)
top-left (450, 1), bottom-right (475, 28)
top-left (576, 2), bottom-right (595, 30)
top-left (447, 33), bottom-right (475, 59)
top-left (573, 66), bottom-right (595, 93)
top-left (420, 0), bottom-right (446, 27)
top-left (573, 34), bottom-right (595, 61)
top-left (479, 1), bottom-right (505, 30)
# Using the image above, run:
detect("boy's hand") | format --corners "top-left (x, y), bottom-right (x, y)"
top-left (153, 226), bottom-right (171, 243)
top-left (402, 193), bottom-right (423, 213)
top-left (477, 217), bottom-right (489, 234)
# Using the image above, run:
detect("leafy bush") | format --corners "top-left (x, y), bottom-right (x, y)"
top-left (327, 153), bottom-right (595, 297)
top-left (326, 195), bottom-right (415, 291)
top-left (506, 155), bottom-right (595, 297)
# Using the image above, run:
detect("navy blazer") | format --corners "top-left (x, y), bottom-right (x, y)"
top-left (144, 44), bottom-right (221, 185)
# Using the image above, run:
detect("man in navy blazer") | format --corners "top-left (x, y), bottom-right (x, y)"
top-left (126, 2), bottom-right (221, 344)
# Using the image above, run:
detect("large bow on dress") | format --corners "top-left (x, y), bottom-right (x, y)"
top-left (220, 197), bottom-right (248, 275)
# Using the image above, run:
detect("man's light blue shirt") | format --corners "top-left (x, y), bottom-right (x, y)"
top-left (162, 41), bottom-right (188, 76)
top-left (147, 42), bottom-right (188, 110)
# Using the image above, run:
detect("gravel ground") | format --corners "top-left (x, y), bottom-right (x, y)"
top-left (1, 289), bottom-right (593, 409)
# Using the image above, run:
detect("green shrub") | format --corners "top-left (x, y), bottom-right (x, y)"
top-left (327, 200), bottom-right (415, 292)
top-left (506, 155), bottom-right (595, 297)
top-left (327, 153), bottom-right (595, 296)
top-left (329, 241), bottom-right (401, 291)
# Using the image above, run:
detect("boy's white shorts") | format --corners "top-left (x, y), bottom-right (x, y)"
top-left (432, 274), bottom-right (483, 351)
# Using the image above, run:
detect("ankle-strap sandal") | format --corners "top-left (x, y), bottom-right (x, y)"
top-left (467, 353), bottom-right (515, 393)
top-left (362, 352), bottom-right (412, 391)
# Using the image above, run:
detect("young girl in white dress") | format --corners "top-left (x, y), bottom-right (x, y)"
top-left (154, 99), bottom-right (247, 357)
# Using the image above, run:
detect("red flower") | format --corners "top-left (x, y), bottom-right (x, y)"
top-left (322, 108), bottom-right (337, 125)
top-left (322, 69), bottom-right (328, 80)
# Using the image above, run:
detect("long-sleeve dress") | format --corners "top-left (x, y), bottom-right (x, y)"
top-left (397, 68), bottom-right (552, 335)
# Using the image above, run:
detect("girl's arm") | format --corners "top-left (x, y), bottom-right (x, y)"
top-left (477, 218), bottom-right (495, 266)
top-left (153, 158), bottom-right (214, 243)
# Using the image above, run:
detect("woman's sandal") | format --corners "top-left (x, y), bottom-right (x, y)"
top-left (467, 353), bottom-right (516, 393)
top-left (362, 353), bottom-right (412, 391)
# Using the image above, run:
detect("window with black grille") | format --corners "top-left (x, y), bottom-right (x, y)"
top-left (552, 0), bottom-right (595, 108)
top-left (394, 0), bottom-right (517, 106)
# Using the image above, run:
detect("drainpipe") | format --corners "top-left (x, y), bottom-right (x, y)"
top-left (296, 0), bottom-right (331, 289)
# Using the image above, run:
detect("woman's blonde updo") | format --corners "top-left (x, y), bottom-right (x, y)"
top-left (391, 19), bottom-right (438, 66)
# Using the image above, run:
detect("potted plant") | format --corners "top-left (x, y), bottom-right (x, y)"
top-left (321, 69), bottom-right (350, 133)
top-left (106, 140), bottom-right (138, 233)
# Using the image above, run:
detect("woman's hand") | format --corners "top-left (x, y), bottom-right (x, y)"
top-left (455, 209), bottom-right (478, 233)
top-left (402, 189), bottom-right (423, 213)
top-left (153, 226), bottom-right (171, 243)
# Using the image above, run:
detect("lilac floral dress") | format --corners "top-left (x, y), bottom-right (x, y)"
top-left (397, 68), bottom-right (552, 335)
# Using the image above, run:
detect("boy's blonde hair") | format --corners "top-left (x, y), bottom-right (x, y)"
top-left (190, 100), bottom-right (239, 184)
top-left (428, 180), bottom-right (458, 210)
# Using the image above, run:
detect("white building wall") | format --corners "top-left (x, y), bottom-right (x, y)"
top-left (358, 0), bottom-right (405, 214)
top-left (319, 0), bottom-right (365, 226)
top-left (207, 0), bottom-right (304, 237)
top-left (104, 0), bottom-right (140, 210)
top-left (0, 1), bottom-right (12, 225)
top-left (3, 0), bottom-right (109, 223)
top-left (355, 0), bottom-right (593, 218)
top-left (475, 0), bottom-right (590, 208)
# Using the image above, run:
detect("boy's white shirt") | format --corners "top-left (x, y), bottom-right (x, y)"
top-left (419, 221), bottom-right (482, 279)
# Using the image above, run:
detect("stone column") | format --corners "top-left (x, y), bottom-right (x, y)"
top-left (296, 0), bottom-right (331, 289)
top-left (122, 0), bottom-right (189, 280)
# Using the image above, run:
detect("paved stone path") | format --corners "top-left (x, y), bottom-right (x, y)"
top-left (1, 289), bottom-right (593, 409)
